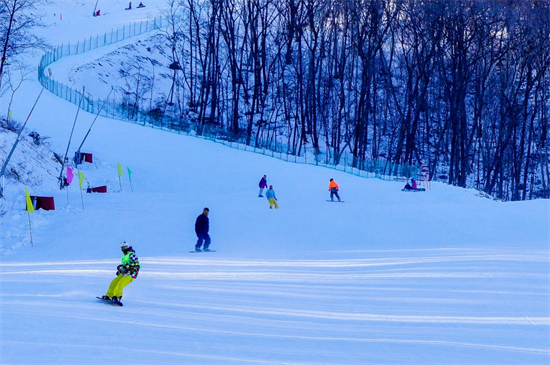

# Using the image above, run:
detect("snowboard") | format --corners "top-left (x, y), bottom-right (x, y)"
top-left (96, 296), bottom-right (123, 306)
top-left (190, 250), bottom-right (217, 253)
top-left (326, 200), bottom-right (345, 202)
top-left (401, 188), bottom-right (426, 192)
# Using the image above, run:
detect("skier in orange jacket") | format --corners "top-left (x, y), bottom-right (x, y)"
top-left (328, 178), bottom-right (341, 202)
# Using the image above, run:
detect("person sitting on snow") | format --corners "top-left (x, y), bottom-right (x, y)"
top-left (404, 178), bottom-right (418, 190)
top-left (101, 241), bottom-right (140, 304)
top-left (137, 2), bottom-right (145, 7)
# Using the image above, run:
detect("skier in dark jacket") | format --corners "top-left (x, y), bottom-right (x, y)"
top-left (258, 175), bottom-right (268, 197)
top-left (195, 208), bottom-right (211, 252)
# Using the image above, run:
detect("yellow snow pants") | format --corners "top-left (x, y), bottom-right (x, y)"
top-left (106, 275), bottom-right (133, 297)
top-left (268, 198), bottom-right (279, 209)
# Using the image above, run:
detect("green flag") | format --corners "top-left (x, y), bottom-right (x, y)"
top-left (26, 187), bottom-right (35, 213)
top-left (8, 110), bottom-right (13, 121)
top-left (117, 163), bottom-right (123, 177)
top-left (127, 167), bottom-right (132, 181)
top-left (78, 170), bottom-right (85, 189)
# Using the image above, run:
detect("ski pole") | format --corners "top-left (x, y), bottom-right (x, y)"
top-left (74, 87), bottom-right (114, 163)
top-left (0, 88), bottom-right (44, 198)
top-left (59, 87), bottom-right (85, 190)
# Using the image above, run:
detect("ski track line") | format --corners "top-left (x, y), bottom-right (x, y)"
top-left (2, 252), bottom-right (548, 268)
top-left (4, 299), bottom-right (550, 326)
top-left (2, 267), bottom-right (543, 280)
top-left (3, 313), bottom-right (549, 356)
top-left (2, 341), bottom-right (311, 365)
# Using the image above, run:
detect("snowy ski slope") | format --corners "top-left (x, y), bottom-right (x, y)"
top-left (1, 1), bottom-right (549, 364)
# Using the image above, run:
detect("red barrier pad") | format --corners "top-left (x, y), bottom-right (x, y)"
top-left (28, 196), bottom-right (55, 211)
top-left (89, 186), bottom-right (107, 193)
top-left (82, 153), bottom-right (93, 163)
top-left (75, 152), bottom-right (94, 164)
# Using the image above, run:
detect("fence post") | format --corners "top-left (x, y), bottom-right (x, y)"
top-left (140, 20), bottom-right (143, 34)
top-left (344, 153), bottom-right (347, 172)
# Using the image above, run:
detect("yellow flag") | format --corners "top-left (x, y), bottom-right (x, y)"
top-left (25, 187), bottom-right (35, 213)
top-left (117, 163), bottom-right (123, 177)
top-left (78, 170), bottom-right (85, 189)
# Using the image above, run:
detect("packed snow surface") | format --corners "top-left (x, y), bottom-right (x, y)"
top-left (1, 1), bottom-right (549, 364)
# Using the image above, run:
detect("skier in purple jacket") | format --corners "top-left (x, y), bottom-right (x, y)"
top-left (258, 175), bottom-right (268, 197)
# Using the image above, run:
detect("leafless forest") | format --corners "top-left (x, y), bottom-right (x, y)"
top-left (158, 0), bottom-right (550, 200)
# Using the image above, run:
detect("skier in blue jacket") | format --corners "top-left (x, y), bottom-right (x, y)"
top-left (265, 185), bottom-right (279, 209)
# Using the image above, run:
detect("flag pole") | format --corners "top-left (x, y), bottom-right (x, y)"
top-left (27, 210), bottom-right (34, 247)
top-left (80, 186), bottom-right (84, 210)
top-left (127, 167), bottom-right (133, 192)
top-left (117, 163), bottom-right (123, 192)
top-left (77, 170), bottom-right (85, 210)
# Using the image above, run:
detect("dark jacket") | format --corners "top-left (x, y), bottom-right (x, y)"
top-left (259, 177), bottom-right (268, 189)
top-left (195, 214), bottom-right (209, 235)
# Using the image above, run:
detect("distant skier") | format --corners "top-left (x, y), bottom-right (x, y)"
top-left (95, 9), bottom-right (100, 16)
top-left (266, 185), bottom-right (279, 209)
top-left (137, 2), bottom-right (146, 8)
top-left (404, 178), bottom-right (418, 190)
top-left (195, 208), bottom-right (211, 252)
top-left (403, 178), bottom-right (424, 192)
top-left (258, 175), bottom-right (268, 197)
top-left (126, 2), bottom-right (132, 10)
top-left (100, 241), bottom-right (140, 304)
top-left (328, 178), bottom-right (341, 202)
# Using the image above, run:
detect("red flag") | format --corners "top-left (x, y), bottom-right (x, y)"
top-left (67, 167), bottom-right (74, 184)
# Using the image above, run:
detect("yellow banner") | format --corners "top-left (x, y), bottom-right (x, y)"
top-left (78, 171), bottom-right (85, 189)
top-left (25, 187), bottom-right (34, 213)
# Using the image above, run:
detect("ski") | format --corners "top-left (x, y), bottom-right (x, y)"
top-left (96, 296), bottom-right (123, 306)
top-left (190, 250), bottom-right (217, 253)
top-left (326, 200), bottom-right (345, 202)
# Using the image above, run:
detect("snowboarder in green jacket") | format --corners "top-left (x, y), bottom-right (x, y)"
top-left (101, 241), bottom-right (140, 304)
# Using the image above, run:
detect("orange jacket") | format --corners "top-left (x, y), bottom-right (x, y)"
top-left (328, 180), bottom-right (339, 191)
